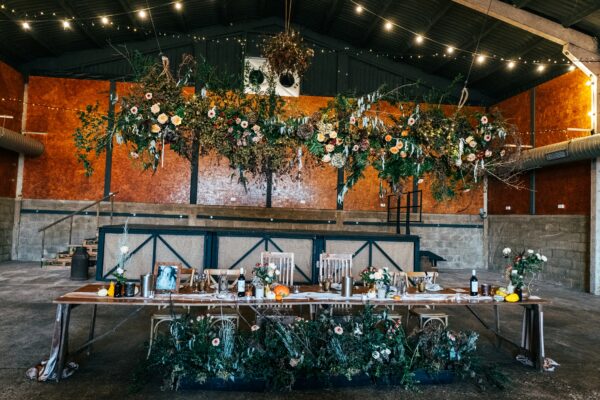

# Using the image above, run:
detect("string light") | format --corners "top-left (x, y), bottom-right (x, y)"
top-left (568, 65), bottom-right (576, 71)
top-left (355, 5), bottom-right (363, 14)
top-left (62, 19), bottom-right (71, 30)
top-left (446, 46), bottom-right (454, 54)
top-left (507, 61), bottom-right (516, 69)
top-left (415, 35), bottom-right (424, 45)
top-left (384, 21), bottom-right (393, 31)
top-left (138, 9), bottom-right (147, 19)
top-left (536, 64), bottom-right (546, 72)
top-left (100, 16), bottom-right (109, 25)
top-left (476, 54), bottom-right (486, 64)
top-left (174, 2), bottom-right (183, 11)
top-left (21, 21), bottom-right (30, 30)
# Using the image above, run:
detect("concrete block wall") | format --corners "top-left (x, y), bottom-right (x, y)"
top-left (488, 215), bottom-right (589, 290)
top-left (0, 198), bottom-right (15, 261)
top-left (14, 199), bottom-right (485, 270)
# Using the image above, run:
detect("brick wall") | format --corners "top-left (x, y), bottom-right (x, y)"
top-left (488, 215), bottom-right (589, 290)
top-left (15, 199), bottom-right (485, 270)
top-left (0, 198), bottom-right (15, 262)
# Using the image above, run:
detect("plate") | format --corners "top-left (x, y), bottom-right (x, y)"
top-left (426, 284), bottom-right (443, 291)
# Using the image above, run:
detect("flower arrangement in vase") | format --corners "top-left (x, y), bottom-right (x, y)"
top-left (360, 266), bottom-right (391, 298)
top-left (253, 263), bottom-right (280, 299)
top-left (502, 247), bottom-right (547, 299)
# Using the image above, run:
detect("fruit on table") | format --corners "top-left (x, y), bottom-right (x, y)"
top-left (505, 293), bottom-right (519, 302)
top-left (273, 285), bottom-right (290, 297)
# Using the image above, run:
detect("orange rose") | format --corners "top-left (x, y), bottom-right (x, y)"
top-left (401, 130), bottom-right (409, 137)
top-left (390, 146), bottom-right (399, 154)
top-left (396, 141), bottom-right (404, 150)
top-left (385, 134), bottom-right (392, 142)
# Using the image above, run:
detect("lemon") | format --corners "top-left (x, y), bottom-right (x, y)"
top-left (505, 293), bottom-right (519, 302)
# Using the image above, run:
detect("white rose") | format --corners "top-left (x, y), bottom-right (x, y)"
top-left (329, 131), bottom-right (337, 139)
top-left (466, 153), bottom-right (477, 162)
top-left (536, 253), bottom-right (541, 260)
top-left (527, 249), bottom-right (534, 254)
top-left (150, 103), bottom-right (160, 114)
top-left (267, 271), bottom-right (274, 277)
top-left (373, 271), bottom-right (383, 280)
top-left (541, 255), bottom-right (548, 262)
top-left (116, 267), bottom-right (124, 275)
top-left (502, 247), bottom-right (511, 256)
top-left (369, 273), bottom-right (375, 279)
top-left (157, 113), bottom-right (169, 124)
top-left (120, 245), bottom-right (129, 254)
top-left (322, 154), bottom-right (331, 163)
top-left (241, 121), bottom-right (248, 128)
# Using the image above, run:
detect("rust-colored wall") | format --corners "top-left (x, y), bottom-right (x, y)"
top-left (22, 77), bottom-right (108, 200)
top-left (0, 62), bottom-right (23, 197)
top-left (491, 70), bottom-right (592, 215)
top-left (110, 82), bottom-right (191, 204)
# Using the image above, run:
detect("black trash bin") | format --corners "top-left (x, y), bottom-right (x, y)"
top-left (70, 246), bottom-right (89, 281)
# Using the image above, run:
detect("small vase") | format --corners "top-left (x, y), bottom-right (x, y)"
top-left (506, 283), bottom-right (515, 294)
top-left (114, 282), bottom-right (123, 298)
top-left (377, 288), bottom-right (387, 299)
top-left (255, 286), bottom-right (264, 299)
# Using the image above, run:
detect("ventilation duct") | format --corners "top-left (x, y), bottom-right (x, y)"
top-left (0, 127), bottom-right (44, 156)
top-left (517, 134), bottom-right (600, 170)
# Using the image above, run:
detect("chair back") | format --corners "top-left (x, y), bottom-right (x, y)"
top-left (407, 271), bottom-right (438, 286)
top-left (318, 253), bottom-right (353, 283)
top-left (260, 252), bottom-right (295, 286)
top-left (179, 267), bottom-right (196, 288)
top-left (390, 271), bottom-right (408, 288)
top-left (204, 268), bottom-right (240, 289)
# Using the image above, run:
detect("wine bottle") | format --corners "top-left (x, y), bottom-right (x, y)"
top-left (237, 268), bottom-right (246, 297)
top-left (469, 269), bottom-right (479, 296)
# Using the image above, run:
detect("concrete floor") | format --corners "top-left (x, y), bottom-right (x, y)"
top-left (0, 261), bottom-right (599, 399)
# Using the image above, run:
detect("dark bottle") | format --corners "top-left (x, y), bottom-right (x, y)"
top-left (237, 268), bottom-right (246, 297)
top-left (469, 269), bottom-right (479, 296)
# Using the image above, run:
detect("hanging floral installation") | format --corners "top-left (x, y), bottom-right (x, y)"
top-left (73, 53), bottom-right (520, 203)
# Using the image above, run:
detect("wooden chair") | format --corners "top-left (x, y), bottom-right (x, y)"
top-left (319, 253), bottom-right (353, 283)
top-left (406, 271), bottom-right (448, 328)
top-left (260, 252), bottom-right (295, 286)
top-left (148, 267), bottom-right (195, 357)
top-left (202, 268), bottom-right (241, 328)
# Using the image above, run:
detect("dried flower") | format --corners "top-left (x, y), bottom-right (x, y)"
top-left (171, 115), bottom-right (182, 126)
top-left (241, 121), bottom-right (248, 128)
top-left (325, 144), bottom-right (335, 153)
top-left (145, 92), bottom-right (153, 100)
top-left (331, 153), bottom-right (345, 168)
top-left (352, 144), bottom-right (360, 152)
top-left (157, 113), bottom-right (169, 124)
top-left (296, 123), bottom-right (313, 140)
top-left (350, 116), bottom-right (356, 125)
top-left (481, 116), bottom-right (488, 124)
top-left (130, 106), bottom-right (138, 115)
top-left (130, 151), bottom-right (139, 159)
top-left (211, 338), bottom-right (220, 346)
top-left (466, 153), bottom-right (477, 162)
top-left (262, 30), bottom-right (314, 78)
top-left (484, 134), bottom-right (492, 142)
top-left (408, 117), bottom-right (416, 126)
top-left (334, 326), bottom-right (343, 335)
top-left (485, 149), bottom-right (492, 157)
top-left (207, 109), bottom-right (216, 118)
top-left (329, 131), bottom-right (338, 139)
top-left (322, 154), bottom-right (331, 163)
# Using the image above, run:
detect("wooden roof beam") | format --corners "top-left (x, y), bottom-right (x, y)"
top-left (359, 0), bottom-right (394, 47)
top-left (56, 0), bottom-right (105, 48)
top-left (450, 0), bottom-right (598, 53)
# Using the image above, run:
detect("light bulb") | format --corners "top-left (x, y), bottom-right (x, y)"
top-left (537, 64), bottom-right (545, 72)
top-left (476, 54), bottom-right (486, 64)
top-left (174, 2), bottom-right (182, 11)
top-left (62, 20), bottom-right (71, 29)
top-left (21, 21), bottom-right (30, 30)
top-left (415, 35), bottom-right (423, 44)
top-left (446, 46), bottom-right (454, 54)
top-left (138, 9), bottom-right (147, 19)
top-left (507, 61), bottom-right (515, 69)
top-left (568, 65), bottom-right (575, 71)
top-left (100, 16), bottom-right (109, 25)
top-left (355, 5), bottom-right (363, 14)
top-left (384, 21), bottom-right (393, 31)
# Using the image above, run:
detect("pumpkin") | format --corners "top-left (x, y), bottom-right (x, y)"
top-left (273, 285), bottom-right (290, 297)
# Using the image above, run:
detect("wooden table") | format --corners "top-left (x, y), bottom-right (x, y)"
top-left (40, 284), bottom-right (549, 381)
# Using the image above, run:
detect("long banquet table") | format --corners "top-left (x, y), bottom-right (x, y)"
top-left (40, 284), bottom-right (549, 381)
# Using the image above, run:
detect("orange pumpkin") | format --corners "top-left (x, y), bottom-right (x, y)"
top-left (273, 285), bottom-right (290, 297)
